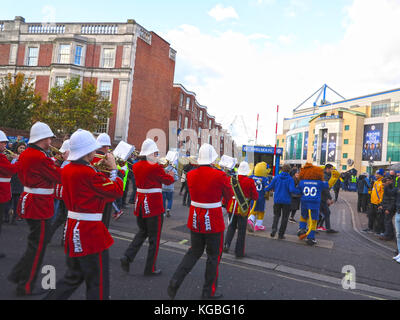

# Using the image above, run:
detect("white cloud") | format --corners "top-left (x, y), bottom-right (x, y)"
top-left (278, 34), bottom-right (295, 45)
top-left (208, 4), bottom-right (239, 22)
top-left (164, 0), bottom-right (400, 146)
top-left (248, 33), bottom-right (271, 41)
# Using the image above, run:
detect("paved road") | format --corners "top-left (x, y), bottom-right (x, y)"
top-left (0, 187), bottom-right (399, 300)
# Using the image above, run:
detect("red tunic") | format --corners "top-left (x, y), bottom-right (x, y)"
top-left (17, 146), bottom-right (62, 220)
top-left (62, 162), bottom-right (124, 257)
top-left (227, 175), bottom-right (258, 216)
top-left (54, 160), bottom-right (67, 200)
top-left (132, 160), bottom-right (175, 218)
top-left (187, 166), bottom-right (234, 234)
top-left (0, 154), bottom-right (18, 203)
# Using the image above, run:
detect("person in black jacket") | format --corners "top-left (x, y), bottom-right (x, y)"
top-left (379, 177), bottom-right (396, 241)
top-left (318, 164), bottom-right (338, 234)
top-left (357, 174), bottom-right (367, 213)
top-left (289, 169), bottom-right (301, 223)
top-left (333, 177), bottom-right (341, 202)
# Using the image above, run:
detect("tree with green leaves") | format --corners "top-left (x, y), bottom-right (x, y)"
top-left (0, 73), bottom-right (42, 130)
top-left (33, 77), bottom-right (113, 136)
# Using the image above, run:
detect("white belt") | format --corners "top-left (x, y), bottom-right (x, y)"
top-left (137, 188), bottom-right (162, 194)
top-left (24, 187), bottom-right (54, 195)
top-left (68, 211), bottom-right (103, 222)
top-left (191, 201), bottom-right (222, 209)
top-left (0, 178), bottom-right (11, 183)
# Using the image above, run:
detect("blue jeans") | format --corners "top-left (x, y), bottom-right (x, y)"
top-left (162, 191), bottom-right (173, 211)
top-left (395, 213), bottom-right (400, 253)
top-left (51, 199), bottom-right (61, 224)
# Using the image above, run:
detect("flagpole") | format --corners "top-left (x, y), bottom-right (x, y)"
top-left (255, 113), bottom-right (259, 145)
top-left (273, 105), bottom-right (279, 176)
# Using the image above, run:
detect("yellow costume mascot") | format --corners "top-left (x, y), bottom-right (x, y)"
top-left (247, 162), bottom-right (272, 232)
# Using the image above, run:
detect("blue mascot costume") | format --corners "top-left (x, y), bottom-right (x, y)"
top-left (297, 163), bottom-right (329, 246)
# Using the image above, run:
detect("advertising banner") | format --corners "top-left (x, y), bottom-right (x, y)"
top-left (362, 124), bottom-right (383, 162)
top-left (327, 133), bottom-right (337, 162)
top-left (313, 135), bottom-right (318, 162)
top-left (303, 132), bottom-right (309, 160)
top-left (320, 130), bottom-right (328, 165)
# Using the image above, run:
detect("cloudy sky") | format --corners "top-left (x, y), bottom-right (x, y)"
top-left (3, 0), bottom-right (400, 145)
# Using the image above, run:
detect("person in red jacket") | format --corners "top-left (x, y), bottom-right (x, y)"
top-left (120, 139), bottom-right (175, 276)
top-left (45, 130), bottom-right (123, 300)
top-left (92, 133), bottom-right (114, 228)
top-left (167, 144), bottom-right (234, 300)
top-left (224, 162), bottom-right (258, 258)
top-left (8, 122), bottom-right (61, 297)
top-left (0, 130), bottom-right (19, 259)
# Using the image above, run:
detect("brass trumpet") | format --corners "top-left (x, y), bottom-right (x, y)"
top-left (3, 149), bottom-right (18, 161)
top-left (93, 154), bottom-right (130, 174)
top-left (50, 145), bottom-right (64, 162)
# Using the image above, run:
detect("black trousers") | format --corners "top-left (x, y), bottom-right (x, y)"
top-left (0, 202), bottom-right (5, 253)
top-left (48, 201), bottom-right (68, 244)
top-left (225, 214), bottom-right (247, 257)
top-left (384, 211), bottom-right (395, 239)
top-left (102, 203), bottom-right (113, 229)
top-left (357, 193), bottom-right (369, 212)
top-left (334, 188), bottom-right (340, 202)
top-left (272, 203), bottom-right (291, 236)
top-left (360, 194), bottom-right (368, 213)
top-left (170, 231), bottom-right (224, 297)
top-left (0, 202), bottom-right (4, 234)
top-left (124, 213), bottom-right (163, 274)
top-left (183, 186), bottom-right (191, 206)
top-left (45, 250), bottom-right (110, 300)
top-left (319, 201), bottom-right (332, 230)
top-left (368, 204), bottom-right (385, 233)
top-left (9, 219), bottom-right (51, 294)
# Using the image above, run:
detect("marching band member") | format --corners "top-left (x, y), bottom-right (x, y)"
top-left (48, 140), bottom-right (70, 244)
top-left (45, 130), bottom-right (123, 300)
top-left (0, 130), bottom-right (19, 259)
top-left (224, 162), bottom-right (258, 258)
top-left (94, 133), bottom-right (112, 163)
top-left (120, 139), bottom-right (175, 276)
top-left (93, 133), bottom-right (113, 228)
top-left (167, 144), bottom-right (234, 300)
top-left (8, 122), bottom-right (62, 296)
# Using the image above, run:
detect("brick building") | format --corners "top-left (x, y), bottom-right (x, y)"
top-left (171, 84), bottom-right (236, 157)
top-left (0, 16), bottom-right (176, 149)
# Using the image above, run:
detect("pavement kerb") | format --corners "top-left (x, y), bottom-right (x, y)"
top-left (109, 228), bottom-right (400, 300)
top-left (341, 196), bottom-right (396, 254)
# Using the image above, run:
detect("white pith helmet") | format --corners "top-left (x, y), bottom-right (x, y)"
top-left (139, 139), bottom-right (159, 157)
top-left (28, 122), bottom-right (55, 144)
top-left (197, 143), bottom-right (218, 165)
top-left (0, 130), bottom-right (9, 142)
top-left (238, 161), bottom-right (251, 176)
top-left (59, 140), bottom-right (70, 153)
top-left (68, 130), bottom-right (101, 161)
top-left (96, 133), bottom-right (112, 147)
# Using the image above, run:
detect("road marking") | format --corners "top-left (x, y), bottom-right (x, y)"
top-left (247, 231), bottom-right (334, 249)
top-left (110, 229), bottom-right (400, 300)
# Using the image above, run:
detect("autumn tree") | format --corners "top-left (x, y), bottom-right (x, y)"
top-left (0, 73), bottom-right (42, 130)
top-left (33, 77), bottom-right (113, 136)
